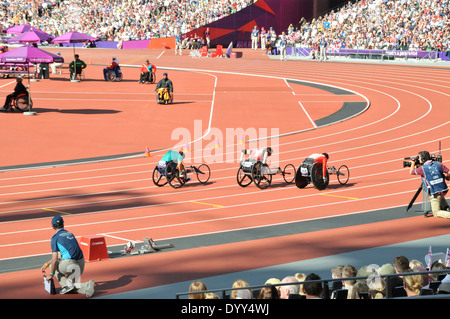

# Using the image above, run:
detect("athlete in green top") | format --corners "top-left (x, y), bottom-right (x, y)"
top-left (160, 150), bottom-right (190, 181)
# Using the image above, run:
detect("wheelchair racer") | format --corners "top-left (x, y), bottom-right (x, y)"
top-left (301, 153), bottom-right (329, 182)
top-left (160, 149), bottom-right (190, 182)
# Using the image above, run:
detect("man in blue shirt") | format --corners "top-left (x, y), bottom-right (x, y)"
top-left (41, 216), bottom-right (95, 297)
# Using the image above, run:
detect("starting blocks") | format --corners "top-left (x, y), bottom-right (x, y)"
top-left (121, 237), bottom-right (174, 255)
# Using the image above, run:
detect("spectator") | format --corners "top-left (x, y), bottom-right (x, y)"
top-left (294, 272), bottom-right (307, 296)
top-left (403, 269), bottom-right (423, 297)
top-left (257, 286), bottom-right (279, 299)
top-left (279, 276), bottom-right (299, 299)
top-left (281, 0), bottom-right (450, 56)
top-left (188, 280), bottom-right (207, 299)
top-left (341, 264), bottom-right (358, 298)
top-left (387, 255), bottom-right (410, 298)
top-left (231, 279), bottom-right (251, 299)
top-left (302, 273), bottom-right (323, 299)
top-left (1, 0), bottom-right (257, 42)
top-left (431, 261), bottom-right (447, 282)
top-left (349, 281), bottom-right (369, 299)
top-left (330, 265), bottom-right (344, 291)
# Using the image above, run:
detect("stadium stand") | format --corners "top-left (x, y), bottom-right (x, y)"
top-left (285, 0), bottom-right (449, 54)
top-left (0, 0), bottom-right (257, 41)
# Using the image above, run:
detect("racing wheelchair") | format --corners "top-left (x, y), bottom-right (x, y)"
top-left (152, 160), bottom-right (211, 189)
top-left (236, 149), bottom-right (296, 189)
top-left (295, 161), bottom-right (350, 190)
top-left (105, 66), bottom-right (123, 82)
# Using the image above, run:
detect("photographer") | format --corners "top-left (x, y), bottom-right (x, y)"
top-left (409, 151), bottom-right (450, 219)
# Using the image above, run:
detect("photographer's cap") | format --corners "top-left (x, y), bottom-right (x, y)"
top-left (51, 216), bottom-right (64, 227)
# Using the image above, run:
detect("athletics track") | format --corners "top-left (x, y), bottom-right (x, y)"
top-left (0, 47), bottom-right (449, 300)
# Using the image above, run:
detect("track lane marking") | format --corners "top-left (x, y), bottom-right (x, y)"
top-left (190, 201), bottom-right (224, 208)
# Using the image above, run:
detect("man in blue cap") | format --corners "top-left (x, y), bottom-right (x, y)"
top-left (155, 72), bottom-right (173, 104)
top-left (41, 216), bottom-right (95, 297)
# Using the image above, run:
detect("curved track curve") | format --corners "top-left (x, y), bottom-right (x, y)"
top-left (0, 48), bottom-right (448, 298)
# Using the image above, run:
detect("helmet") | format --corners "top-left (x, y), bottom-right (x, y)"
top-left (179, 150), bottom-right (185, 159)
top-left (322, 153), bottom-right (329, 159)
top-left (266, 147), bottom-right (272, 156)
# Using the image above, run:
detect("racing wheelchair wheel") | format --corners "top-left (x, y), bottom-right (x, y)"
top-left (195, 164), bottom-right (211, 184)
top-left (14, 94), bottom-right (33, 112)
top-left (236, 166), bottom-right (252, 187)
top-left (251, 162), bottom-right (272, 189)
top-left (282, 164), bottom-right (296, 184)
top-left (152, 166), bottom-right (167, 187)
top-left (337, 165), bottom-right (350, 185)
top-left (311, 162), bottom-right (329, 190)
top-left (167, 164), bottom-right (186, 189)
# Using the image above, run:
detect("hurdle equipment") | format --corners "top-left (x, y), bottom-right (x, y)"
top-left (79, 235), bottom-right (110, 261)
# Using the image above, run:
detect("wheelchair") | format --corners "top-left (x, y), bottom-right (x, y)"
top-left (156, 88), bottom-right (172, 104)
top-left (152, 160), bottom-right (211, 189)
top-left (6, 93), bottom-right (33, 112)
top-left (236, 149), bottom-right (296, 189)
top-left (295, 161), bottom-right (349, 190)
top-left (139, 69), bottom-right (156, 84)
top-left (152, 160), bottom-right (186, 189)
top-left (70, 67), bottom-right (85, 81)
top-left (105, 66), bottom-right (123, 82)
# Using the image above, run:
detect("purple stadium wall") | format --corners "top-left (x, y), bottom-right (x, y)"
top-left (183, 0), bottom-right (314, 47)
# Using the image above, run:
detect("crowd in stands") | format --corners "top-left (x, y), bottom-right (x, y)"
top-left (0, 0), bottom-right (256, 41)
top-left (187, 254), bottom-right (450, 299)
top-left (285, 0), bottom-right (450, 52)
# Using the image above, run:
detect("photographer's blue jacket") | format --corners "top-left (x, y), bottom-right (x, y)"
top-left (422, 161), bottom-right (448, 195)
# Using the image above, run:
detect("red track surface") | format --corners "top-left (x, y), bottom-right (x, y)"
top-left (0, 48), bottom-right (449, 299)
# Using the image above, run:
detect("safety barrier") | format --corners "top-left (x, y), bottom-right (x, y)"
top-left (285, 46), bottom-right (445, 61)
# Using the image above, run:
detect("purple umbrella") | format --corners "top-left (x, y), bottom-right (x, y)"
top-left (0, 45), bottom-right (65, 110)
top-left (6, 24), bottom-right (42, 35)
top-left (52, 31), bottom-right (98, 57)
top-left (7, 30), bottom-right (53, 45)
top-left (0, 45), bottom-right (63, 64)
top-left (52, 31), bottom-right (98, 43)
top-left (19, 30), bottom-right (54, 44)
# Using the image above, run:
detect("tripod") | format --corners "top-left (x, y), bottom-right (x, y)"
top-left (406, 183), bottom-right (432, 217)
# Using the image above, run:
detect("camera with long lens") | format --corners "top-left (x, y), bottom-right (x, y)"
top-left (403, 153), bottom-right (441, 168)
top-left (403, 156), bottom-right (420, 168)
